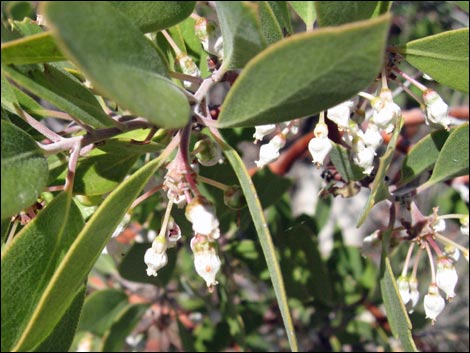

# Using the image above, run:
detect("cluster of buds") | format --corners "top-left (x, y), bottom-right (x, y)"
top-left (395, 206), bottom-right (468, 324)
top-left (162, 156), bottom-right (195, 207)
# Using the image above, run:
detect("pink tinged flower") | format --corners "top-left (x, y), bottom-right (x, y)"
top-left (327, 100), bottom-right (354, 130)
top-left (191, 235), bottom-right (221, 289)
top-left (185, 197), bottom-right (220, 240)
top-left (423, 89), bottom-right (450, 129)
top-left (424, 284), bottom-right (446, 323)
top-left (436, 260), bottom-right (458, 300)
top-left (353, 146), bottom-right (376, 175)
top-left (144, 246), bottom-right (168, 277)
top-left (397, 276), bottom-right (411, 305)
top-left (408, 278), bottom-right (420, 313)
top-left (253, 124), bottom-right (277, 142)
top-left (166, 218), bottom-right (182, 248)
top-left (308, 136), bottom-right (332, 167)
top-left (255, 135), bottom-right (285, 168)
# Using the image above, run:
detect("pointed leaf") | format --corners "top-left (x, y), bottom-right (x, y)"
top-left (315, 1), bottom-right (382, 27)
top-left (1, 72), bottom-right (18, 112)
top-left (34, 286), bottom-right (86, 352)
top-left (1, 32), bottom-right (65, 65)
top-left (111, 1), bottom-right (196, 32)
top-left (357, 116), bottom-right (403, 227)
top-left (217, 14), bottom-right (391, 128)
top-left (422, 123), bottom-right (469, 189)
top-left (101, 304), bottom-right (149, 352)
top-left (400, 129), bottom-right (450, 184)
top-left (216, 1), bottom-right (267, 70)
top-left (213, 131), bottom-right (298, 352)
top-left (2, 64), bottom-right (117, 128)
top-left (267, 1), bottom-right (293, 35)
top-left (1, 192), bottom-right (84, 351)
top-left (289, 1), bottom-right (316, 29)
top-left (1, 120), bottom-right (48, 220)
top-left (77, 289), bottom-right (128, 336)
top-left (259, 1), bottom-right (284, 45)
top-left (330, 142), bottom-right (366, 182)
top-left (8, 141), bottom-right (176, 352)
top-left (400, 28), bottom-right (469, 93)
top-left (43, 1), bottom-right (190, 129)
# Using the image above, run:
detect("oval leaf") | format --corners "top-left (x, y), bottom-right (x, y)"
top-left (422, 123), bottom-right (469, 189)
top-left (111, 1), bottom-right (196, 32)
top-left (289, 1), bottom-right (316, 29)
top-left (1, 32), bottom-right (65, 65)
top-left (400, 28), bottom-right (469, 93)
top-left (9, 141), bottom-right (177, 352)
top-left (316, 1), bottom-right (383, 27)
top-left (216, 1), bottom-right (267, 70)
top-left (259, 1), bottom-right (284, 45)
top-left (217, 14), bottom-right (391, 128)
top-left (267, 1), bottom-right (293, 35)
top-left (1, 120), bottom-right (48, 220)
top-left (43, 1), bottom-right (190, 129)
top-left (1, 192), bottom-right (84, 351)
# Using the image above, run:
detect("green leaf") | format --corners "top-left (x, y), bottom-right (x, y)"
top-left (400, 28), bottom-right (469, 93)
top-left (2, 64), bottom-right (117, 128)
top-left (1, 32), bottom-right (65, 65)
top-left (357, 116), bottom-right (403, 227)
top-left (1, 192), bottom-right (84, 351)
top-left (1, 72), bottom-right (18, 113)
top-left (454, 1), bottom-right (469, 12)
top-left (1, 120), bottom-right (48, 220)
top-left (77, 289), bottom-right (128, 336)
top-left (259, 1), bottom-right (284, 45)
top-left (421, 124), bottom-right (469, 189)
top-left (10, 17), bottom-right (43, 37)
top-left (268, 1), bottom-right (293, 35)
top-left (216, 1), bottom-right (267, 70)
top-left (101, 304), bottom-right (149, 352)
top-left (54, 153), bottom-right (138, 196)
top-left (315, 1), bottom-right (382, 27)
top-left (289, 1), bottom-right (316, 29)
top-left (380, 233), bottom-right (418, 352)
top-left (400, 129), bottom-right (450, 184)
top-left (34, 286), bottom-right (86, 352)
top-left (217, 14), bottom-right (391, 128)
top-left (5, 1), bottom-right (34, 21)
top-left (214, 132), bottom-right (298, 352)
top-left (330, 142), bottom-right (366, 182)
top-left (44, 1), bottom-right (190, 129)
top-left (118, 242), bottom-right (177, 286)
top-left (5, 141), bottom-right (176, 352)
top-left (110, 1), bottom-right (196, 32)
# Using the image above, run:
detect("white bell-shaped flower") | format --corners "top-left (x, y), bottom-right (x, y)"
top-left (327, 100), bottom-right (354, 130)
top-left (308, 137), bottom-right (332, 167)
top-left (185, 197), bottom-right (220, 240)
top-left (408, 278), bottom-right (420, 313)
top-left (353, 145), bottom-right (376, 175)
top-left (436, 259), bottom-right (458, 299)
top-left (253, 124), bottom-right (277, 142)
top-left (423, 89), bottom-right (450, 129)
top-left (424, 283), bottom-right (446, 322)
top-left (432, 219), bottom-right (446, 233)
top-left (255, 135), bottom-right (285, 168)
top-left (191, 235), bottom-right (221, 289)
top-left (371, 89), bottom-right (401, 133)
top-left (166, 218), bottom-right (182, 248)
top-left (144, 242), bottom-right (168, 277)
top-left (359, 123), bottom-right (383, 150)
top-left (397, 276), bottom-right (411, 305)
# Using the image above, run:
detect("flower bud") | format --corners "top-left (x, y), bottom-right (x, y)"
top-left (224, 185), bottom-right (245, 210)
top-left (436, 259), bottom-right (458, 300)
top-left (423, 89), bottom-right (450, 129)
top-left (424, 283), bottom-right (446, 323)
top-left (194, 138), bottom-right (222, 167)
top-left (397, 276), bottom-right (411, 305)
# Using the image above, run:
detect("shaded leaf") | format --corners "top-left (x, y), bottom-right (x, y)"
top-left (357, 116), bottom-right (403, 227)
top-left (268, 1), bottom-right (293, 35)
top-left (315, 1), bottom-right (381, 27)
top-left (400, 129), bottom-right (450, 184)
top-left (1, 32), bottom-right (65, 65)
top-left (289, 1), bottom-right (316, 29)
top-left (77, 289), bottom-right (128, 336)
top-left (400, 28), bottom-right (469, 93)
top-left (217, 14), bottom-right (391, 128)
top-left (44, 1), bottom-right (190, 128)
top-left (1, 120), bottom-right (48, 220)
top-left (101, 304), bottom-right (149, 352)
top-left (216, 1), bottom-right (266, 70)
top-left (259, 1), bottom-right (284, 45)
top-left (330, 142), bottom-right (366, 182)
top-left (1, 192), bottom-right (84, 351)
top-left (111, 1), bottom-right (196, 32)
top-left (34, 286), bottom-right (86, 352)
top-left (422, 123), bottom-right (469, 189)
top-left (2, 64), bottom-right (116, 128)
top-left (1, 72), bottom-right (18, 113)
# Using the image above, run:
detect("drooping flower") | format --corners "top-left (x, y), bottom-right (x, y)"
top-left (358, 123), bottom-right (383, 150)
top-left (253, 124), bottom-right (277, 142)
top-left (353, 144), bottom-right (376, 175)
top-left (185, 197), bottom-right (220, 240)
top-left (327, 100), bottom-right (354, 130)
top-left (191, 235), bottom-right (221, 290)
top-left (424, 283), bottom-right (446, 323)
top-left (397, 276), bottom-right (411, 305)
top-left (436, 259), bottom-right (458, 300)
top-left (308, 121), bottom-right (332, 167)
top-left (255, 135), bottom-right (285, 168)
top-left (371, 89), bottom-right (401, 133)
top-left (144, 237), bottom-right (169, 277)
top-left (408, 278), bottom-right (420, 313)
top-left (423, 89), bottom-right (450, 129)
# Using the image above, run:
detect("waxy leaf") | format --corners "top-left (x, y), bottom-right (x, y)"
top-left (1, 32), bottom-right (64, 65)
top-left (400, 28), bottom-right (469, 93)
top-left (1, 120), bottom-right (48, 220)
top-left (315, 1), bottom-right (384, 27)
top-left (216, 1), bottom-right (266, 70)
top-left (217, 14), bottom-right (391, 128)
top-left (44, 1), bottom-right (190, 128)
top-left (1, 192), bottom-right (84, 351)
top-left (111, 1), bottom-right (196, 32)
top-left (289, 1), bottom-right (315, 29)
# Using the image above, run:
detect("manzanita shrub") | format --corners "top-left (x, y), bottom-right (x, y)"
top-left (1, 1), bottom-right (469, 352)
